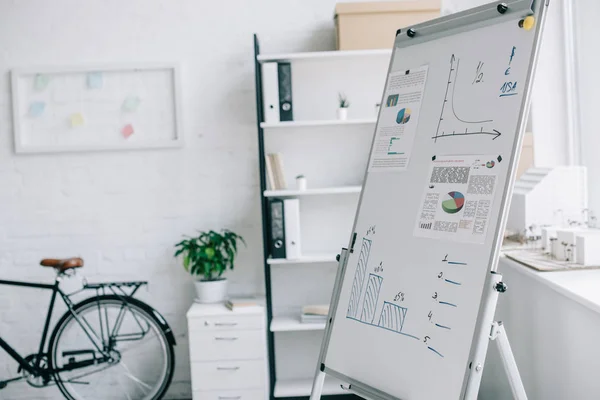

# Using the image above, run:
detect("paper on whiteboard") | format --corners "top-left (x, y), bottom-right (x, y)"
top-left (414, 155), bottom-right (499, 244)
top-left (368, 65), bottom-right (429, 172)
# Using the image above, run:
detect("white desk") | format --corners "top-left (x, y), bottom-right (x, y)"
top-left (479, 257), bottom-right (600, 400)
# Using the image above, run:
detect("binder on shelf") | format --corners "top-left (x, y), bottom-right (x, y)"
top-left (283, 198), bottom-right (301, 259)
top-left (269, 199), bottom-right (286, 259)
top-left (277, 63), bottom-right (293, 121)
top-left (261, 62), bottom-right (280, 123)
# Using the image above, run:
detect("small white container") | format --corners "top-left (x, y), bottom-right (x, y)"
top-left (194, 278), bottom-right (228, 303)
top-left (296, 176), bottom-right (307, 191)
top-left (337, 108), bottom-right (348, 120)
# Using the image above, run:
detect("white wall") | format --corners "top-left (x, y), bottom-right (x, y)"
top-left (573, 0), bottom-right (600, 219)
top-left (0, 1), bottom-right (376, 398)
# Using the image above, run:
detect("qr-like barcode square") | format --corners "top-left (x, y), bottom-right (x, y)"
top-left (430, 167), bottom-right (470, 184)
top-left (467, 175), bottom-right (496, 195)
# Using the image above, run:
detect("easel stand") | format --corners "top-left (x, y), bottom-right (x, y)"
top-left (310, 252), bottom-right (528, 400)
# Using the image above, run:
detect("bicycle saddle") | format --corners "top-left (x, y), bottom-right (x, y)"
top-left (40, 257), bottom-right (84, 272)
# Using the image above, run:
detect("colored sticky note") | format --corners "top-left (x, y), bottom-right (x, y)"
top-left (122, 124), bottom-right (134, 139)
top-left (70, 113), bottom-right (85, 128)
top-left (34, 74), bottom-right (50, 91)
top-left (28, 102), bottom-right (45, 118)
top-left (122, 96), bottom-right (141, 112)
top-left (87, 72), bottom-right (103, 89)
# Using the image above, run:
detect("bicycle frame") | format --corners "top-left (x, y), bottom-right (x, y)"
top-left (0, 276), bottom-right (148, 384)
top-left (0, 279), bottom-right (59, 378)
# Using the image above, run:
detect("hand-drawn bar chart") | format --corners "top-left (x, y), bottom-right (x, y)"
top-left (346, 238), bottom-right (417, 340)
top-left (347, 238), bottom-right (372, 318)
top-left (359, 274), bottom-right (383, 323)
top-left (377, 301), bottom-right (407, 333)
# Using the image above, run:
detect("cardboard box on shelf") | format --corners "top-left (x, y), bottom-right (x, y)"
top-left (335, 1), bottom-right (441, 50)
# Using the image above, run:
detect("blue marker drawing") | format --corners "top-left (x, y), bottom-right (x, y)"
top-left (359, 274), bottom-right (383, 324)
top-left (378, 301), bottom-right (407, 333)
top-left (509, 46), bottom-right (516, 64)
top-left (439, 301), bottom-right (457, 307)
top-left (500, 93), bottom-right (518, 97)
top-left (428, 347), bottom-right (444, 358)
top-left (447, 261), bottom-right (467, 265)
top-left (346, 238), bottom-right (372, 319)
top-left (445, 279), bottom-right (461, 286)
top-left (435, 323), bottom-right (451, 330)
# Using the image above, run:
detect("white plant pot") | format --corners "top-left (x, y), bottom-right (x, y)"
top-left (194, 278), bottom-right (228, 304)
top-left (296, 177), bottom-right (307, 191)
top-left (337, 108), bottom-right (348, 120)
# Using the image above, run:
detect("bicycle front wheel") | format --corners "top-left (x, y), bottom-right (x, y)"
top-left (49, 296), bottom-right (174, 400)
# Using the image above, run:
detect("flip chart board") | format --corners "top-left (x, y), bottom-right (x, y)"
top-left (319, 1), bottom-right (548, 399)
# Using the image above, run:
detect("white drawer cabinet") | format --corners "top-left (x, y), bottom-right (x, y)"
top-left (189, 330), bottom-right (266, 362)
top-left (187, 303), bottom-right (268, 400)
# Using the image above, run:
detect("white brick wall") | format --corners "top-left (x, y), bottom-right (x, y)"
top-left (0, 0), bottom-right (383, 398)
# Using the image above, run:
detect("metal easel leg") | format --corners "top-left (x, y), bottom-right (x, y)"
top-left (490, 321), bottom-right (528, 400)
top-left (309, 370), bottom-right (326, 400)
top-left (310, 248), bottom-right (350, 400)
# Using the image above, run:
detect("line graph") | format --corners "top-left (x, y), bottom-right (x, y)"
top-left (433, 54), bottom-right (502, 142)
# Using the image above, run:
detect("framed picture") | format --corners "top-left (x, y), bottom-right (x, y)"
top-left (11, 63), bottom-right (183, 154)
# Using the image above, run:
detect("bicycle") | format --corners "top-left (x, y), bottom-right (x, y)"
top-left (0, 257), bottom-right (176, 399)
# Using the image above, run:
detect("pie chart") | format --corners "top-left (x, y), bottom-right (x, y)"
top-left (441, 191), bottom-right (465, 214)
top-left (396, 108), bottom-right (412, 124)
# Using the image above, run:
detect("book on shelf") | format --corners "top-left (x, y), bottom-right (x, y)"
top-left (226, 297), bottom-right (261, 311)
top-left (301, 314), bottom-right (327, 324)
top-left (302, 304), bottom-right (329, 316)
top-left (265, 155), bottom-right (276, 190)
top-left (265, 153), bottom-right (287, 190)
top-left (300, 304), bottom-right (329, 323)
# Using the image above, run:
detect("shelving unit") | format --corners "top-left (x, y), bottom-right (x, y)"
top-left (260, 119), bottom-right (376, 129)
top-left (266, 254), bottom-right (338, 265)
top-left (270, 316), bottom-right (326, 332)
top-left (253, 34), bottom-right (388, 400)
top-left (264, 186), bottom-right (361, 198)
top-left (257, 48), bottom-right (391, 63)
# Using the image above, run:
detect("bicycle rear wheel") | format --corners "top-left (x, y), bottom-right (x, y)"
top-left (49, 296), bottom-right (174, 400)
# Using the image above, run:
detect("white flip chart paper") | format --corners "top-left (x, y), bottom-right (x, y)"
top-left (369, 65), bottom-right (429, 172)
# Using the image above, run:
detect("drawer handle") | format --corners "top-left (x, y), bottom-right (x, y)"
top-left (215, 322), bottom-right (238, 327)
top-left (215, 337), bottom-right (239, 341)
top-left (218, 397), bottom-right (241, 400)
top-left (217, 366), bottom-right (240, 371)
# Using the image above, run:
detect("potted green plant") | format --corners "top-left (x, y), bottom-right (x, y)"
top-left (174, 230), bottom-right (246, 303)
top-left (337, 93), bottom-right (350, 120)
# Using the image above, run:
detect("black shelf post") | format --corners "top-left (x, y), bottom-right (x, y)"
top-left (253, 33), bottom-right (277, 400)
